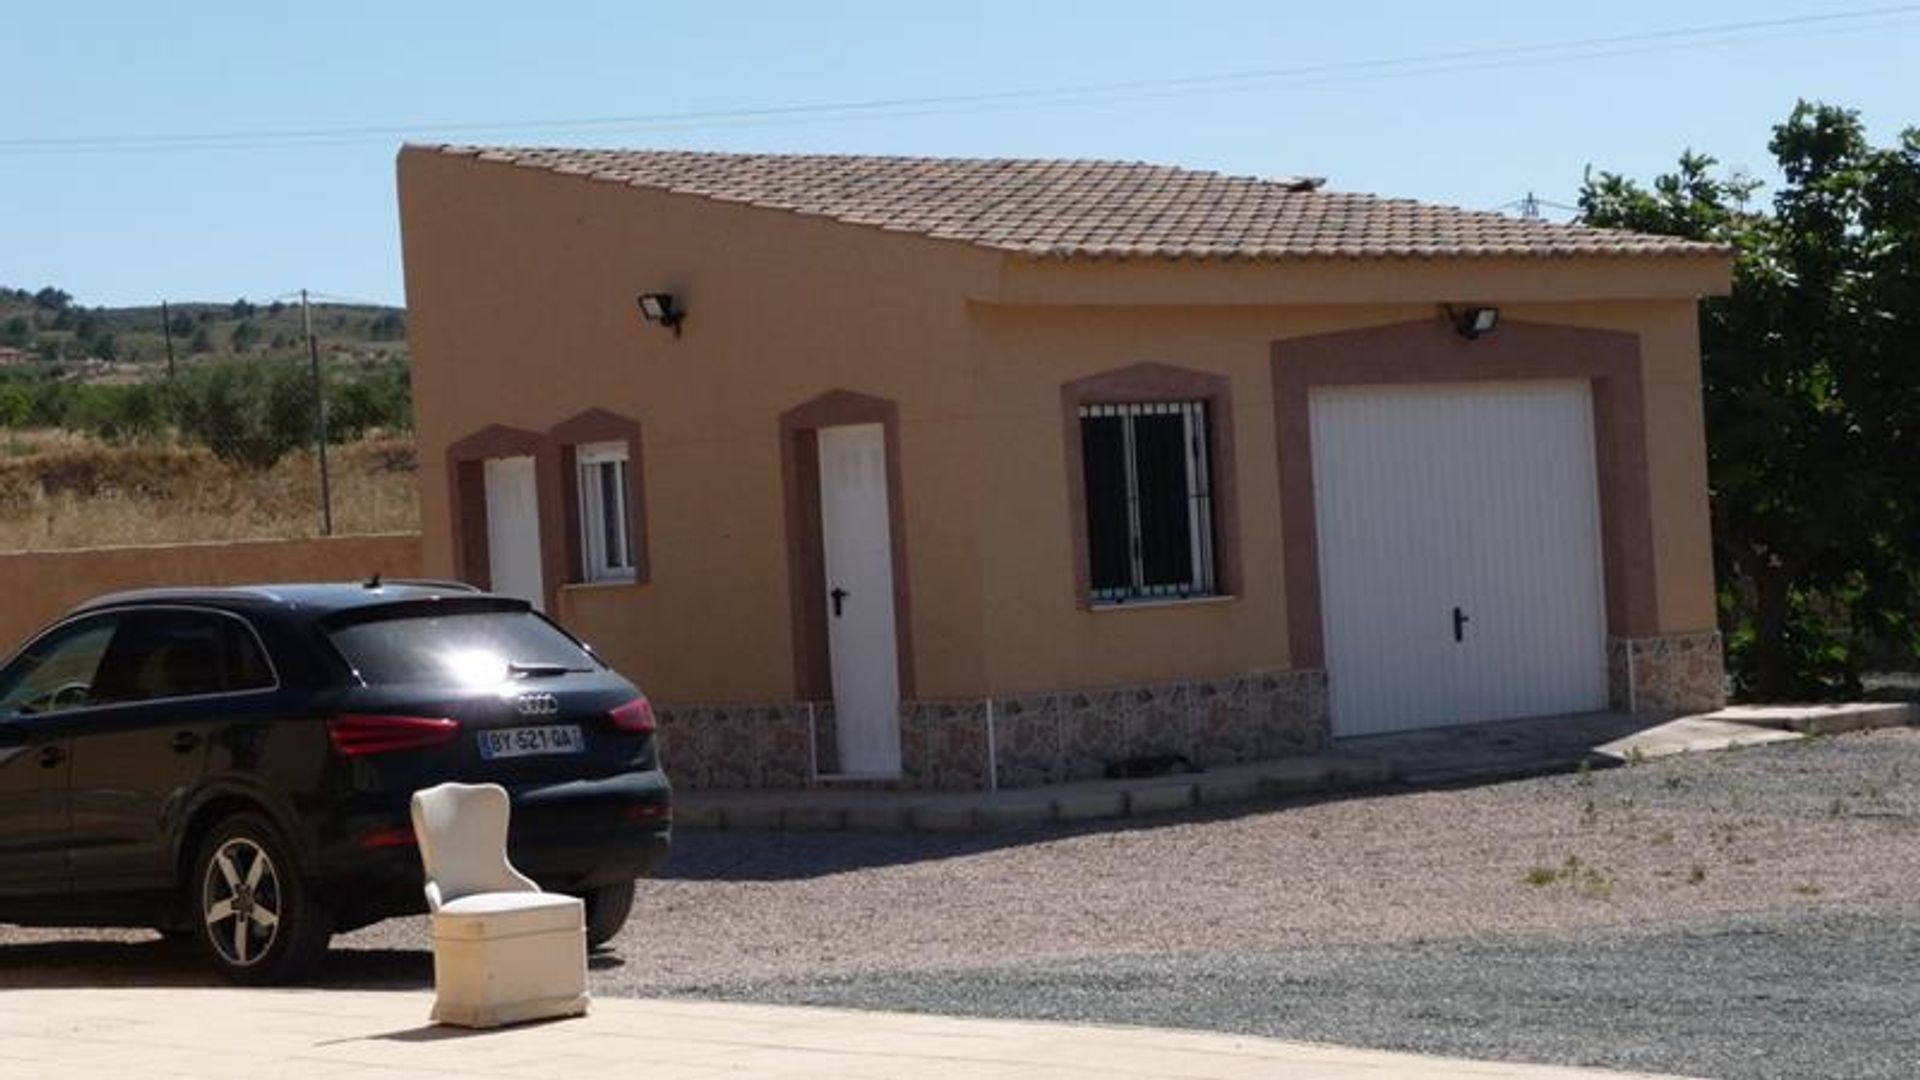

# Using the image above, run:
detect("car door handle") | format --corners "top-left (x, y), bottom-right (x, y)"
top-left (171, 731), bottom-right (202, 753)
top-left (37, 745), bottom-right (66, 767)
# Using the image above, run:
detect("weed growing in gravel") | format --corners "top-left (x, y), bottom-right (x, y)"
top-left (1688, 864), bottom-right (1708, 885)
top-left (1829, 798), bottom-right (1847, 817)
top-left (1650, 828), bottom-right (1675, 846)
top-left (1522, 856), bottom-right (1615, 898)
top-left (1625, 744), bottom-right (1648, 766)
top-left (1574, 760), bottom-right (1594, 787)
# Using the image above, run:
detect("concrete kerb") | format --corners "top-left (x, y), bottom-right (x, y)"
top-left (676, 752), bottom-right (1394, 835)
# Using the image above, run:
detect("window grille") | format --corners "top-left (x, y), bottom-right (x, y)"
top-left (1078, 401), bottom-right (1217, 603)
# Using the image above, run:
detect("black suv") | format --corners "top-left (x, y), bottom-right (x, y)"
top-left (0, 582), bottom-right (670, 982)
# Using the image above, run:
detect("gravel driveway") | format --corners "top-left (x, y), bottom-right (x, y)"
top-left (3, 726), bottom-right (1914, 1079)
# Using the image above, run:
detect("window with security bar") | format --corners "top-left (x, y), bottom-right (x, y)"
top-left (575, 441), bottom-right (635, 583)
top-left (1078, 401), bottom-right (1219, 603)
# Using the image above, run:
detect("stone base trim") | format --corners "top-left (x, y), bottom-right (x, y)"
top-left (1608, 632), bottom-right (1727, 714)
top-left (973, 669), bottom-right (1329, 790)
top-left (656, 669), bottom-right (1332, 792)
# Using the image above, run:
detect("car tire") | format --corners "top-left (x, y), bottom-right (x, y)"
top-left (581, 881), bottom-right (635, 949)
top-left (190, 812), bottom-right (332, 984)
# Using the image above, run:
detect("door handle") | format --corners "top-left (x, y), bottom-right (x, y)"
top-left (37, 745), bottom-right (65, 767)
top-left (1452, 606), bottom-right (1471, 643)
top-left (171, 731), bottom-right (201, 753)
top-left (830, 587), bottom-right (849, 618)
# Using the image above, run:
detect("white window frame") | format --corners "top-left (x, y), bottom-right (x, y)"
top-left (576, 440), bottom-right (635, 584)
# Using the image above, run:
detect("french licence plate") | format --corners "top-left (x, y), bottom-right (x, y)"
top-left (478, 725), bottom-right (585, 760)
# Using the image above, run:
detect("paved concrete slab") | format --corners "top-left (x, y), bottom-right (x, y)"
top-left (1709, 701), bottom-right (1918, 735)
top-left (0, 986), bottom-right (1696, 1079)
top-left (1594, 715), bottom-right (1803, 763)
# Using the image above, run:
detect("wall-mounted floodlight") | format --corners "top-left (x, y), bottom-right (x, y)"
top-left (1447, 305), bottom-right (1500, 340)
top-left (636, 292), bottom-right (684, 337)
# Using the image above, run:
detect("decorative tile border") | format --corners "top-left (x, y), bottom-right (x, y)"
top-left (1607, 632), bottom-right (1727, 714)
top-left (654, 669), bottom-right (1331, 792)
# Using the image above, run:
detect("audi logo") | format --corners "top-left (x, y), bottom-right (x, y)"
top-left (514, 692), bottom-right (560, 717)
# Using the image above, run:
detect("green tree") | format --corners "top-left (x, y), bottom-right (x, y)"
top-left (1, 315), bottom-right (29, 347)
top-left (188, 325), bottom-right (213, 354)
top-left (1582, 102), bottom-right (1920, 698)
top-left (231, 320), bottom-right (261, 352)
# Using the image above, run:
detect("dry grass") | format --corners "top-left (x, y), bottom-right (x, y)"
top-left (0, 431), bottom-right (418, 551)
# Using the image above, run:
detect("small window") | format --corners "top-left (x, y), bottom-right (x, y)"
top-left (575, 441), bottom-right (635, 583)
top-left (1078, 401), bottom-right (1218, 604)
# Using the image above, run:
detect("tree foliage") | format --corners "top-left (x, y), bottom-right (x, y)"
top-left (0, 359), bottom-right (413, 468)
top-left (1582, 102), bottom-right (1920, 698)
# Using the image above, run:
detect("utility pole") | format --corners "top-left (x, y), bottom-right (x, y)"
top-left (301, 289), bottom-right (334, 536)
top-left (159, 300), bottom-right (176, 378)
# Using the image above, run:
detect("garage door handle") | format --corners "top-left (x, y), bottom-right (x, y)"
top-left (1452, 606), bottom-right (1470, 643)
top-left (171, 731), bottom-right (201, 753)
top-left (830, 587), bottom-right (848, 618)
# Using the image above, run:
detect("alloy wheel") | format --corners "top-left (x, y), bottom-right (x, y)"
top-left (201, 837), bottom-right (282, 967)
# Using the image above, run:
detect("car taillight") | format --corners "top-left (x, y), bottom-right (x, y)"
top-left (608, 696), bottom-right (655, 733)
top-left (357, 825), bottom-right (417, 848)
top-left (328, 713), bottom-right (459, 756)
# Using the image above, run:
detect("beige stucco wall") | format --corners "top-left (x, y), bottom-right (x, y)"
top-left (969, 296), bottom-right (1719, 697)
top-left (398, 149), bottom-right (1003, 703)
top-left (0, 533), bottom-right (421, 656)
top-left (399, 148), bottom-right (1726, 706)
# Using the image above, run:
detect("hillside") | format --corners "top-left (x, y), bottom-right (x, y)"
top-left (0, 285), bottom-right (407, 377)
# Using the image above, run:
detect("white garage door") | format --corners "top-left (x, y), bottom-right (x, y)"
top-left (1311, 380), bottom-right (1609, 737)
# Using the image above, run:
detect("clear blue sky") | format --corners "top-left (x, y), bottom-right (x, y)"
top-left (5, 1), bottom-right (1914, 308)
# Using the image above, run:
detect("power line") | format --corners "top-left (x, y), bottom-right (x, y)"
top-left (2, 5), bottom-right (1915, 155)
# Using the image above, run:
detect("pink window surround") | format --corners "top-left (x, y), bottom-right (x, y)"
top-left (550, 408), bottom-right (650, 587)
top-left (444, 424), bottom-right (567, 611)
top-left (778, 389), bottom-right (917, 701)
top-left (1271, 317), bottom-right (1659, 670)
top-left (1059, 361), bottom-right (1242, 609)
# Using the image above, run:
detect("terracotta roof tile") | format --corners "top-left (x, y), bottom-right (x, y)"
top-left (425, 145), bottom-right (1730, 262)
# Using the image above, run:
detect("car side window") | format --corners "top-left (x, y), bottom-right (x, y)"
top-left (0, 615), bottom-right (121, 718)
top-left (89, 610), bottom-right (274, 705)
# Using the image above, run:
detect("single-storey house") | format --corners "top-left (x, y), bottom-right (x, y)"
top-left (396, 145), bottom-right (1732, 791)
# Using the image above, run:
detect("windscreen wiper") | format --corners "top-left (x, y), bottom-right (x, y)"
top-left (505, 660), bottom-right (591, 678)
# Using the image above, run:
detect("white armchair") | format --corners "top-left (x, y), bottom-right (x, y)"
top-left (410, 782), bottom-right (589, 1027)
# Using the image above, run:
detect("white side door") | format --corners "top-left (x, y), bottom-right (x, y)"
top-left (483, 455), bottom-right (545, 612)
top-left (817, 423), bottom-right (903, 776)
top-left (1311, 381), bottom-right (1609, 737)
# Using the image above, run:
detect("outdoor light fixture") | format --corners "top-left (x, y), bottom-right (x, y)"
top-left (1448, 305), bottom-right (1500, 340)
top-left (636, 292), bottom-right (684, 336)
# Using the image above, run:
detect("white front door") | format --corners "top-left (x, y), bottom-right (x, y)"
top-left (817, 423), bottom-right (903, 775)
top-left (1311, 381), bottom-right (1609, 737)
top-left (483, 455), bottom-right (545, 612)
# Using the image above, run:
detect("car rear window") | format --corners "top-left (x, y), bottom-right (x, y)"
top-left (326, 609), bottom-right (597, 687)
